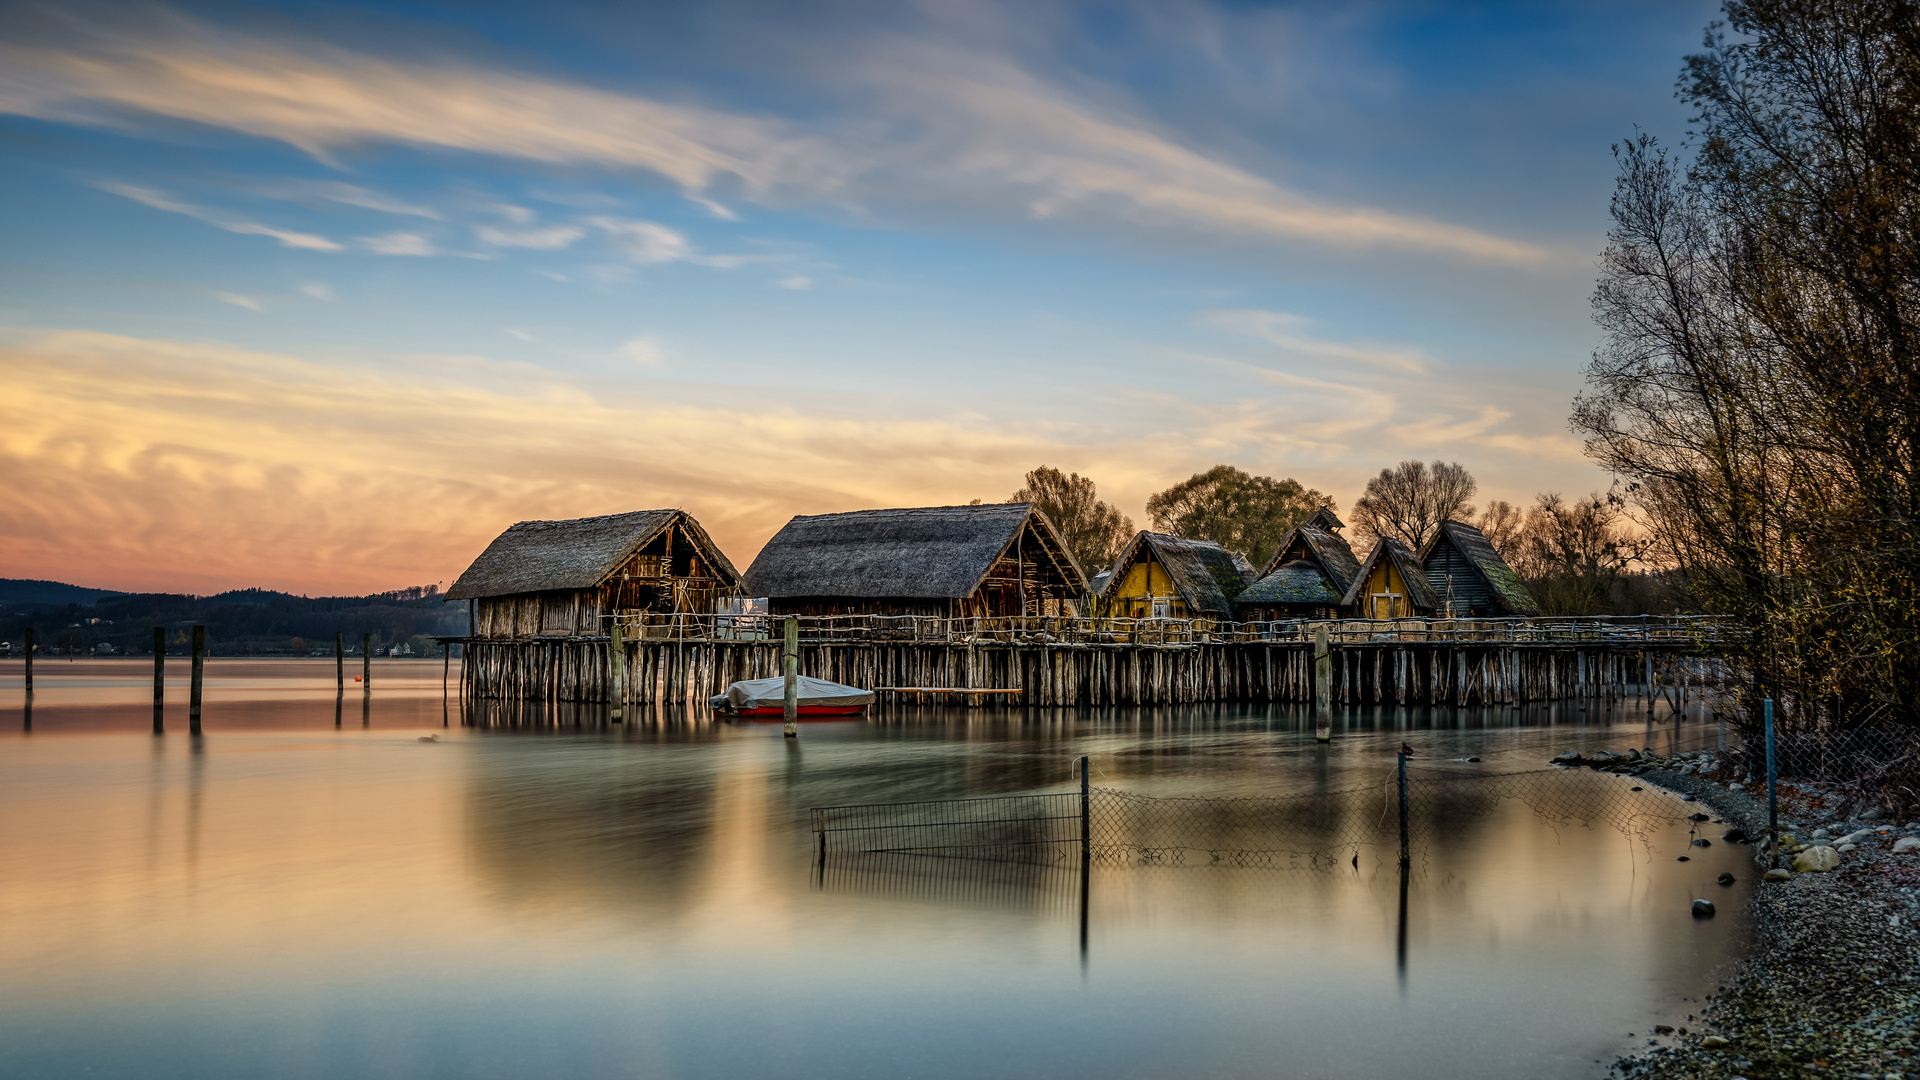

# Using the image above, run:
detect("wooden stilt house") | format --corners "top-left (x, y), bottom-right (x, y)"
top-left (1341, 537), bottom-right (1441, 620)
top-left (1233, 521), bottom-right (1363, 621)
top-left (1418, 520), bottom-right (1541, 617)
top-left (447, 509), bottom-right (742, 638)
top-left (742, 503), bottom-right (1087, 617)
top-left (1099, 532), bottom-right (1255, 619)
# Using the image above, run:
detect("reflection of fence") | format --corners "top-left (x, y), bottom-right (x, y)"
top-left (812, 764), bottom-right (1704, 870)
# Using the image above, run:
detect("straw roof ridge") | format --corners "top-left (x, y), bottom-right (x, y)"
top-left (1423, 519), bottom-right (1541, 616)
top-left (1340, 536), bottom-right (1442, 611)
top-left (1259, 523), bottom-right (1361, 594)
top-left (743, 503), bottom-right (1084, 599)
top-left (447, 509), bottom-right (741, 600)
top-left (1101, 531), bottom-right (1254, 617)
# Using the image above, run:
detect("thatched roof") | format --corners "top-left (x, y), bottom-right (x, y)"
top-left (1421, 520), bottom-right (1541, 616)
top-left (1101, 532), bottom-right (1254, 617)
top-left (1257, 524), bottom-right (1361, 593)
top-left (1340, 537), bottom-right (1442, 611)
top-left (1234, 560), bottom-right (1344, 607)
top-left (742, 503), bottom-right (1086, 599)
top-left (446, 509), bottom-right (741, 600)
top-left (1306, 506), bottom-right (1346, 533)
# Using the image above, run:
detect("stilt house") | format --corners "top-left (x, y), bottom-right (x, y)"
top-left (1233, 520), bottom-right (1363, 621)
top-left (1100, 532), bottom-right (1255, 619)
top-left (447, 509), bottom-right (742, 638)
top-left (742, 503), bottom-right (1087, 617)
top-left (1418, 520), bottom-right (1541, 617)
top-left (1342, 537), bottom-right (1441, 620)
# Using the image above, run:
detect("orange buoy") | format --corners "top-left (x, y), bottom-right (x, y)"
top-left (354, 675), bottom-right (363, 681)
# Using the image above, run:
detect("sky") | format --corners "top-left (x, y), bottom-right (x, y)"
top-left (0, 0), bottom-right (1721, 596)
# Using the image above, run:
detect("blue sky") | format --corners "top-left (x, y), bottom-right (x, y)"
top-left (0, 0), bottom-right (1718, 593)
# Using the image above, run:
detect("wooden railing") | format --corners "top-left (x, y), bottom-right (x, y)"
top-left (600, 612), bottom-right (1737, 648)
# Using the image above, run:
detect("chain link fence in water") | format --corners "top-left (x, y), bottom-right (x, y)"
top-left (812, 761), bottom-right (1712, 871)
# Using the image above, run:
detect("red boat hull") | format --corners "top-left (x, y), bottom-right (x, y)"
top-left (727, 704), bottom-right (868, 720)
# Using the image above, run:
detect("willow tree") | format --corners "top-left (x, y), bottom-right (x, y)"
top-left (1576, 0), bottom-right (1920, 728)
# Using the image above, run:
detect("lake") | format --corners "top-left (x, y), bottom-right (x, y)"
top-left (0, 658), bottom-right (1752, 1079)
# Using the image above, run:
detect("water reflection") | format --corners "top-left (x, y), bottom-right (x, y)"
top-left (0, 660), bottom-right (1758, 1080)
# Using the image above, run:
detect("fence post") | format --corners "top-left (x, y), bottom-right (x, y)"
top-left (335, 632), bottom-right (344, 690)
top-left (1398, 751), bottom-right (1410, 865)
top-left (362, 633), bottom-right (372, 690)
top-left (153, 627), bottom-right (165, 734)
top-left (783, 616), bottom-right (799, 738)
top-left (189, 624), bottom-right (206, 736)
top-left (1079, 755), bottom-right (1091, 860)
top-left (1314, 625), bottom-right (1332, 742)
top-left (1764, 697), bottom-right (1778, 865)
top-left (22, 628), bottom-right (31, 696)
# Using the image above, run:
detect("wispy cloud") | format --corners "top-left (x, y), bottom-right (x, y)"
top-left (212, 291), bottom-right (261, 310)
top-left (1202, 308), bottom-right (1430, 373)
top-left (299, 282), bottom-right (333, 300)
top-left (12, 18), bottom-right (1545, 264)
top-left (358, 231), bottom-right (435, 256)
top-left (777, 275), bottom-right (813, 290)
top-left (260, 179), bottom-right (440, 218)
top-left (616, 337), bottom-right (665, 366)
top-left (96, 181), bottom-right (342, 251)
top-left (475, 223), bottom-right (584, 249)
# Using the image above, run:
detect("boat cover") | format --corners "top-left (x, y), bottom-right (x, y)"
top-left (720, 676), bottom-right (874, 710)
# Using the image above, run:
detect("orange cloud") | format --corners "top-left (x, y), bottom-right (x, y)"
top-left (0, 330), bottom-right (1126, 594)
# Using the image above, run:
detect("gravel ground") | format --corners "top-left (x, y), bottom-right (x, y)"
top-left (1573, 754), bottom-right (1920, 1080)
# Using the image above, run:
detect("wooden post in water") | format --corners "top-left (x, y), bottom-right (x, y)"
top-left (335, 632), bottom-right (344, 691)
top-left (1314, 625), bottom-right (1332, 742)
top-left (363, 633), bottom-right (372, 691)
top-left (22, 628), bottom-right (32, 696)
top-left (189, 624), bottom-right (206, 736)
top-left (608, 622), bottom-right (626, 723)
top-left (153, 627), bottom-right (165, 734)
top-left (783, 616), bottom-right (799, 738)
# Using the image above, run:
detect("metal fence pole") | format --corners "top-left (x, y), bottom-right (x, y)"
top-left (1079, 755), bottom-right (1091, 859)
top-left (1764, 698), bottom-right (1778, 864)
top-left (1397, 752), bottom-right (1410, 865)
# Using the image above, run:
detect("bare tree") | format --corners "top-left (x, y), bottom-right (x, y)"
top-left (1144, 465), bottom-right (1333, 569)
top-left (1474, 500), bottom-right (1526, 561)
top-left (1578, 0), bottom-right (1920, 732)
top-left (1512, 490), bottom-right (1651, 615)
top-left (1010, 466), bottom-right (1134, 577)
top-left (1349, 460), bottom-right (1477, 552)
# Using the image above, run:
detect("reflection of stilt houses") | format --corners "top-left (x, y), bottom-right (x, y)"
top-left (448, 509), bottom-right (743, 636)
top-left (743, 503), bottom-right (1087, 617)
top-left (1418, 520), bottom-right (1541, 617)
top-left (1342, 537), bottom-right (1440, 620)
top-left (1233, 512), bottom-right (1362, 621)
top-left (1099, 532), bottom-right (1254, 619)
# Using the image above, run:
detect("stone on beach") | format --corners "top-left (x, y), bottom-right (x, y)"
top-left (1763, 868), bottom-right (1793, 882)
top-left (1692, 899), bottom-right (1716, 916)
top-left (1791, 846), bottom-right (1842, 873)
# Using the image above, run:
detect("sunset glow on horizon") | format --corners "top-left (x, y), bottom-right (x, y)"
top-left (0, 0), bottom-right (1715, 596)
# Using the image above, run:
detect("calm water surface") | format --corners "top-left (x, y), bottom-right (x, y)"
top-left (0, 658), bottom-right (1753, 1080)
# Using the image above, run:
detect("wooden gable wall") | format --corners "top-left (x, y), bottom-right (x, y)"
top-left (472, 518), bottom-right (734, 638)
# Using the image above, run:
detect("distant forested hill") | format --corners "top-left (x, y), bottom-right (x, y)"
top-left (0, 579), bottom-right (127, 609)
top-left (1, 583), bottom-right (467, 656)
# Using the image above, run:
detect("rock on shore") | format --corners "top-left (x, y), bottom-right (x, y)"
top-left (1598, 764), bottom-right (1920, 1080)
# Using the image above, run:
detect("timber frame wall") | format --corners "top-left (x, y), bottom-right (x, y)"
top-left (455, 615), bottom-right (1729, 710)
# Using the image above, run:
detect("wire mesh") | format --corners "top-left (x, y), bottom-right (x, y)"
top-left (812, 763), bottom-right (1710, 870)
